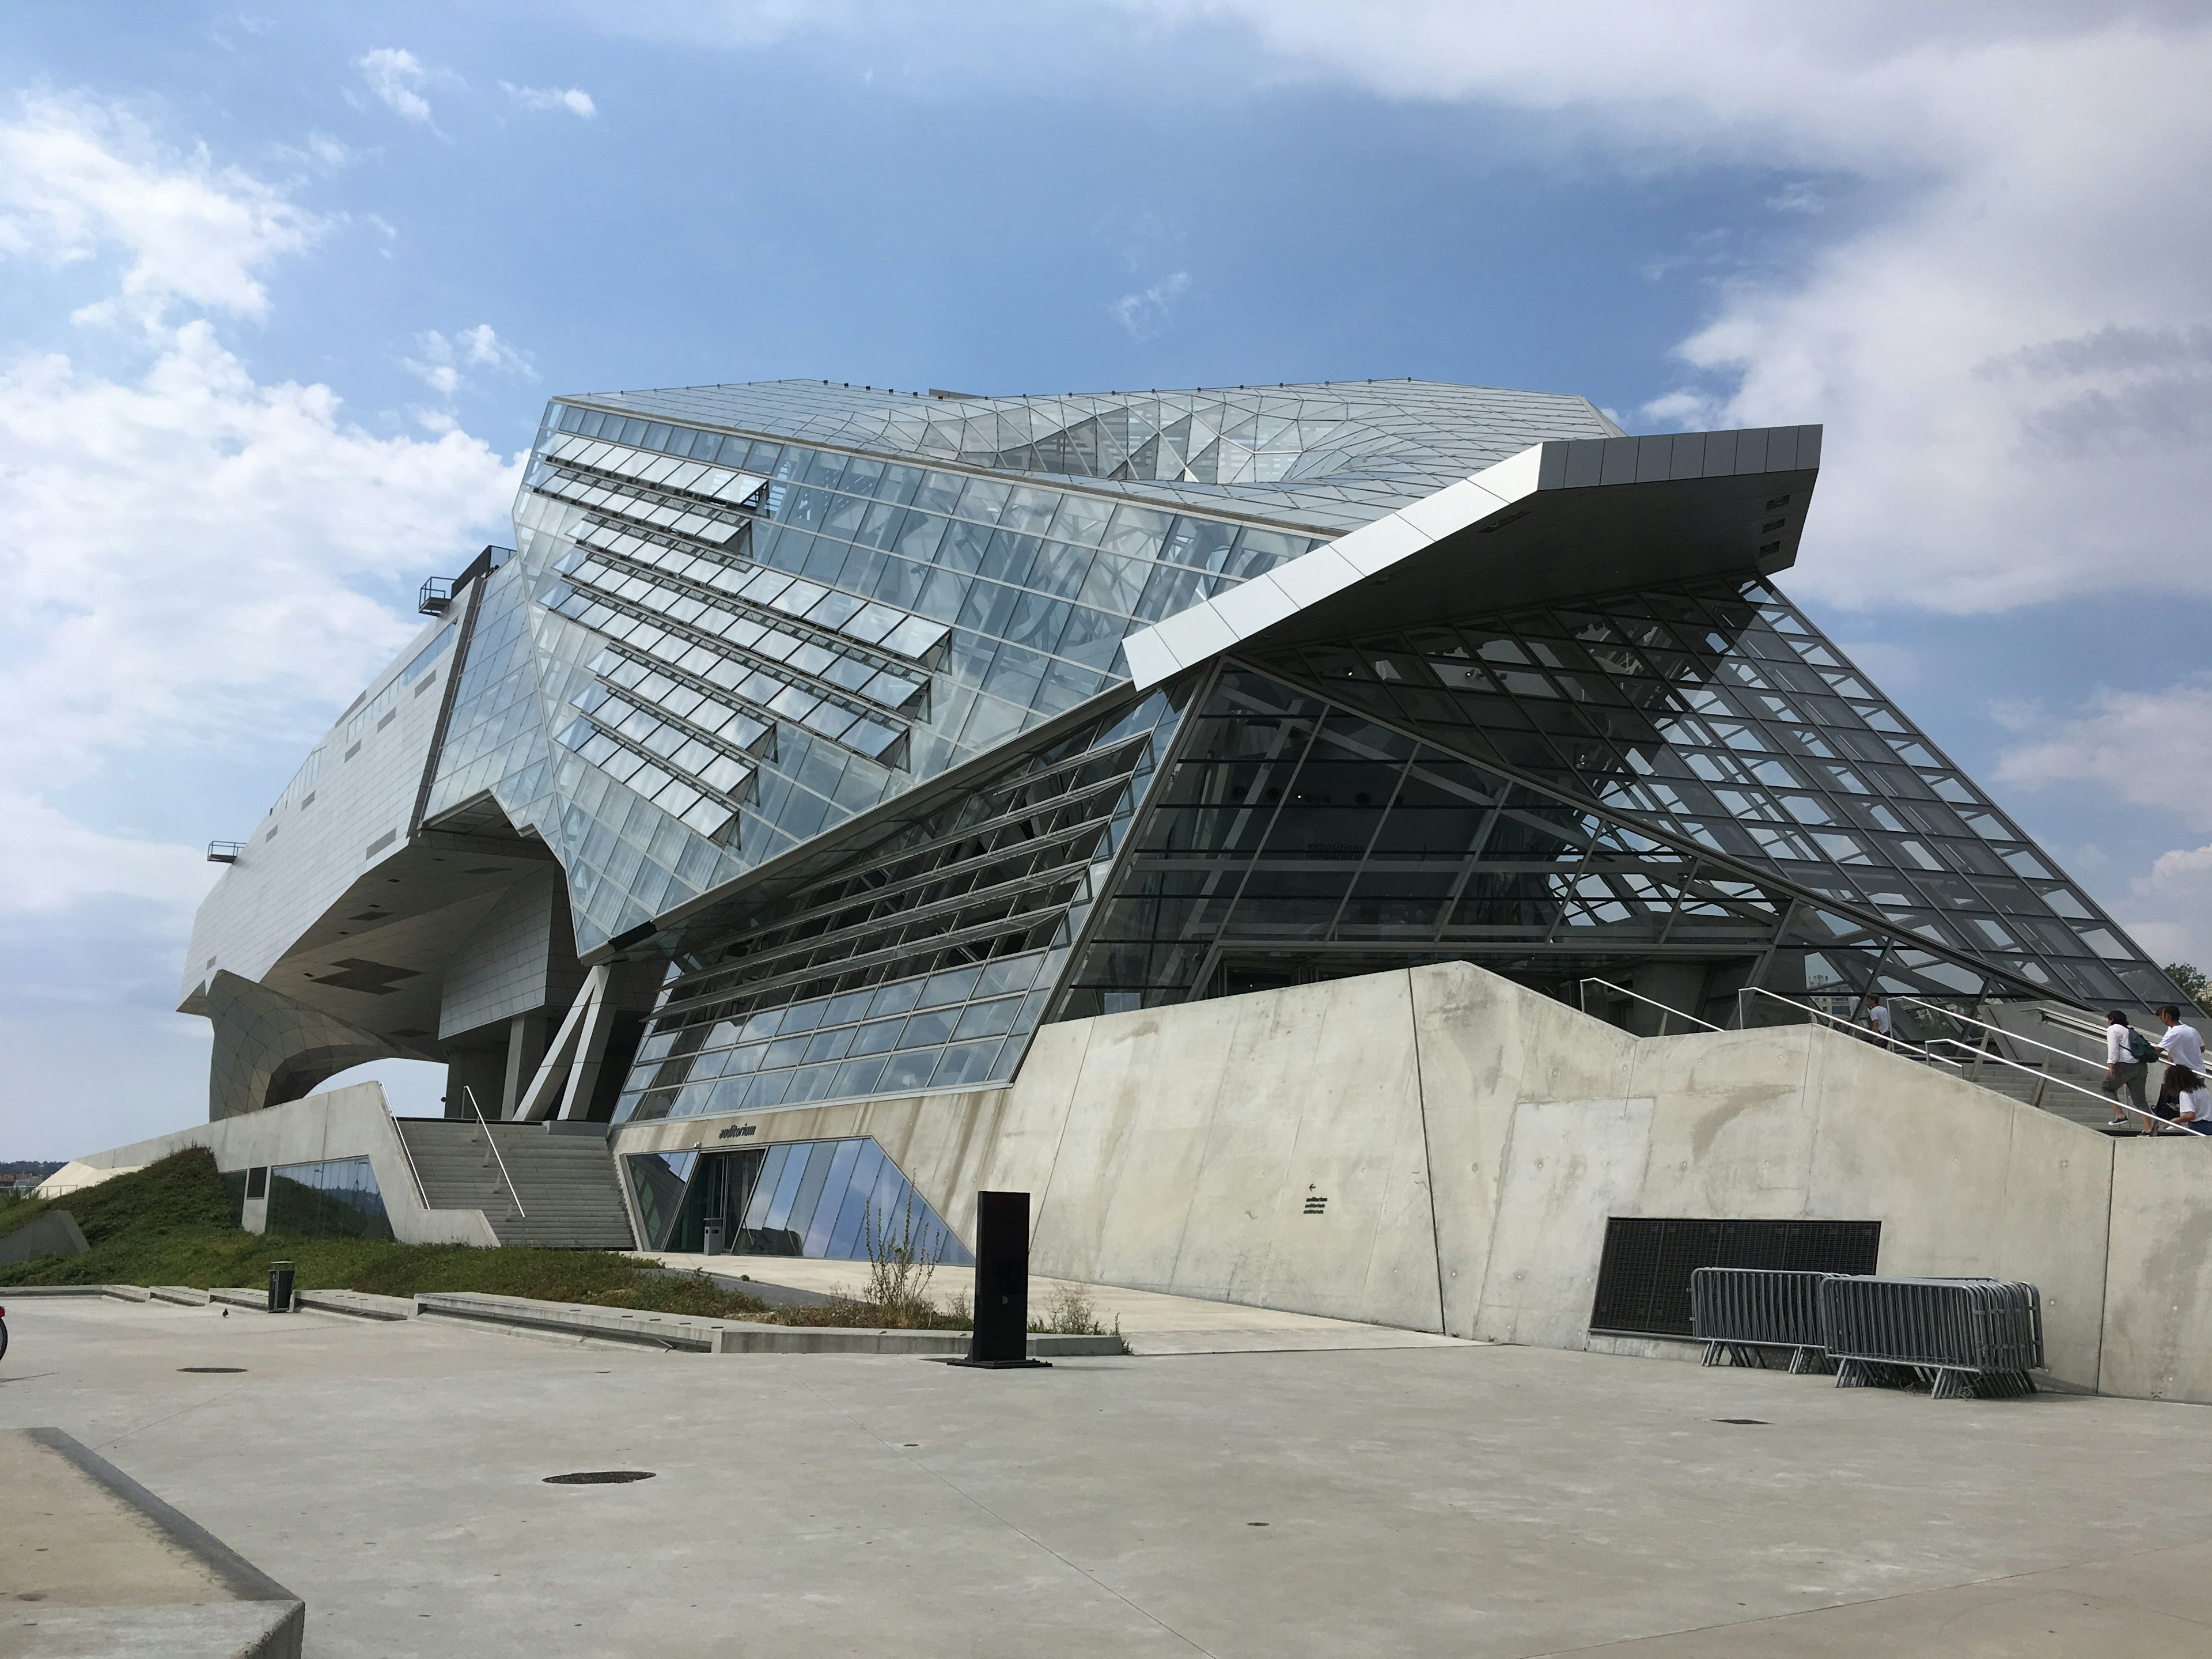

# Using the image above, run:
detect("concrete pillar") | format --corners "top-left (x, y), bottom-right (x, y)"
top-left (1626, 963), bottom-right (1713, 1036)
top-left (501, 1014), bottom-right (550, 1119)
top-left (443, 1043), bottom-right (508, 1122)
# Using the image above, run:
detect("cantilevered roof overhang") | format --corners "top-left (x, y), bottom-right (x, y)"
top-left (1123, 425), bottom-right (1820, 685)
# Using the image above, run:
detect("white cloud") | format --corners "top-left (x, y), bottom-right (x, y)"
top-left (1110, 270), bottom-right (1189, 340)
top-left (1084, 5), bottom-right (2212, 616)
top-left (1994, 678), bottom-right (2212, 966)
top-left (2125, 843), bottom-right (2212, 969)
top-left (0, 794), bottom-right (213, 919)
top-left (403, 322), bottom-right (537, 407)
top-left (0, 101), bottom-right (520, 922)
top-left (501, 81), bottom-right (597, 118)
top-left (359, 47), bottom-right (435, 125)
top-left (1994, 679), bottom-right (2212, 831)
top-left (0, 91), bottom-right (323, 325)
top-left (1, 320), bottom-right (522, 777)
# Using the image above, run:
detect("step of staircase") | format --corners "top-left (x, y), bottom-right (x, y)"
top-left (396, 1120), bottom-right (635, 1249)
top-left (1950, 1056), bottom-right (2134, 1132)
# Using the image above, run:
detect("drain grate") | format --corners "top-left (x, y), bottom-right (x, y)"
top-left (544, 1470), bottom-right (656, 1485)
top-left (178, 1366), bottom-right (247, 1374)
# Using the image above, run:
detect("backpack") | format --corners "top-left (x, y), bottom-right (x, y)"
top-left (2127, 1028), bottom-right (2158, 1066)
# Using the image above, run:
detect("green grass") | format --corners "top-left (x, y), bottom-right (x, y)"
top-left (0, 1148), bottom-right (984, 1328)
top-left (0, 1149), bottom-right (778, 1317)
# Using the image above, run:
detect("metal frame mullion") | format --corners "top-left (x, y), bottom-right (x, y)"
top-left (1321, 748), bottom-right (1419, 942)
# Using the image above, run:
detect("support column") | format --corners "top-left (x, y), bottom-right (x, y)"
top-left (500, 1013), bottom-right (551, 1119)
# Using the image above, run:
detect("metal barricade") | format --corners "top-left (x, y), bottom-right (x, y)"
top-left (1689, 1267), bottom-right (1834, 1373)
top-left (1817, 1276), bottom-right (2043, 1400)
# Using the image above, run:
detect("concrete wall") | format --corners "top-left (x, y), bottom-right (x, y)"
top-left (611, 959), bottom-right (2212, 1403)
top-left (79, 1084), bottom-right (496, 1247)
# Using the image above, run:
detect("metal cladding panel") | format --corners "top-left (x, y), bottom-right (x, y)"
top-left (1121, 426), bottom-right (1823, 684)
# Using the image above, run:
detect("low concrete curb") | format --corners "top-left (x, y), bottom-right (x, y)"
top-left (151, 1285), bottom-right (213, 1306)
top-left (7, 1427), bottom-right (305, 1658)
top-left (206, 1287), bottom-right (415, 1319)
top-left (299, 1289), bottom-right (415, 1321)
top-left (0, 1284), bottom-right (134, 1299)
top-left (416, 1291), bottom-right (749, 1351)
top-left (415, 1291), bottom-right (1125, 1357)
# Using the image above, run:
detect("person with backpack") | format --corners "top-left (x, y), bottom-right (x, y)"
top-left (2104, 1010), bottom-right (2154, 1128)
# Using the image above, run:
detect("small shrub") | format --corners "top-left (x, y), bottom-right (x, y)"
top-left (859, 1190), bottom-right (942, 1321)
top-left (1039, 1281), bottom-right (1103, 1335)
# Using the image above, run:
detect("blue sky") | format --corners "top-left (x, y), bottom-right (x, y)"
top-left (5, 3), bottom-right (2210, 1154)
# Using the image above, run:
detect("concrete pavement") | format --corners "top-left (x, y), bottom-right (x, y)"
top-left (3, 1294), bottom-right (2210, 1657)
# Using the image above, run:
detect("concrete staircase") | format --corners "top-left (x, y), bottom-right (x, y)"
top-left (1952, 1056), bottom-right (2121, 1132)
top-left (395, 1120), bottom-right (636, 1249)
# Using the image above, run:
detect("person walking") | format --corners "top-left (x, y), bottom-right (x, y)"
top-left (2104, 1010), bottom-right (2153, 1129)
top-left (2155, 1006), bottom-right (2207, 1135)
top-left (1866, 995), bottom-right (1893, 1050)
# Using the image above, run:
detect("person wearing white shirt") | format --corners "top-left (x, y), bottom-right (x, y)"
top-left (2156, 1006), bottom-right (2208, 1133)
top-left (1866, 997), bottom-right (1892, 1049)
top-left (2103, 1010), bottom-right (2151, 1128)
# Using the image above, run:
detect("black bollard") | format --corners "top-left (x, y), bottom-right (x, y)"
top-left (953, 1190), bottom-right (1047, 1369)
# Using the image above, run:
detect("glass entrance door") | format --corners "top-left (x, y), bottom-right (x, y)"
top-left (669, 1149), bottom-right (766, 1255)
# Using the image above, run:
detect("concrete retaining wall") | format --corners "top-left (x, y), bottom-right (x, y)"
top-left (612, 960), bottom-right (2212, 1403)
top-left (0, 1207), bottom-right (91, 1265)
top-left (76, 1084), bottom-right (496, 1247)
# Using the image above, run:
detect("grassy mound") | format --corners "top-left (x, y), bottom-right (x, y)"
top-left (0, 1148), bottom-right (999, 1328)
top-left (0, 1149), bottom-right (774, 1318)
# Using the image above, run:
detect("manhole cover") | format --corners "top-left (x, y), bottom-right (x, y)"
top-left (543, 1470), bottom-right (656, 1485)
top-left (178, 1366), bottom-right (247, 1374)
top-left (1713, 1418), bottom-right (1769, 1425)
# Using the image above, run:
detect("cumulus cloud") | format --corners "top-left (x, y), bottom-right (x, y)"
top-left (1080, 4), bottom-right (2212, 616)
top-left (1110, 270), bottom-right (1189, 340)
top-left (1994, 678), bottom-right (2212, 966)
top-left (1994, 679), bottom-right (2212, 831)
top-left (0, 794), bottom-right (213, 920)
top-left (359, 46), bottom-right (435, 125)
top-left (582, 6), bottom-right (2212, 615)
top-left (0, 99), bottom-right (520, 912)
top-left (0, 91), bottom-right (323, 325)
top-left (502, 81), bottom-right (597, 117)
top-left (403, 322), bottom-right (537, 406)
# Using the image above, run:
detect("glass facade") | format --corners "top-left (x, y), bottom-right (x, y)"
top-left (1059, 577), bottom-right (2184, 1025)
top-left (618, 687), bottom-right (1180, 1121)
top-left (381, 377), bottom-right (2183, 1131)
top-left (266, 1157), bottom-right (393, 1241)
top-left (624, 1138), bottom-right (970, 1264)
top-left (424, 396), bottom-right (1323, 957)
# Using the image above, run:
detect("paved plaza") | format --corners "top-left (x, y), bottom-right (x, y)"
top-left (6, 1294), bottom-right (2211, 1657)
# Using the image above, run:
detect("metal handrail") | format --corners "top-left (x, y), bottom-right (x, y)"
top-left (2037, 1006), bottom-right (2111, 1043)
top-left (1734, 986), bottom-right (1967, 1070)
top-left (1924, 1038), bottom-right (2173, 1132)
top-left (1578, 978), bottom-right (1722, 1035)
top-left (464, 1086), bottom-right (527, 1218)
top-left (1890, 995), bottom-right (2123, 1081)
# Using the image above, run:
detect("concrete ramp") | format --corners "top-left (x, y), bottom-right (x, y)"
top-left (2, 1427), bottom-right (303, 1658)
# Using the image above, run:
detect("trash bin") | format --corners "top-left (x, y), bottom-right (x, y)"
top-left (700, 1219), bottom-right (725, 1257)
top-left (268, 1260), bottom-right (295, 1313)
